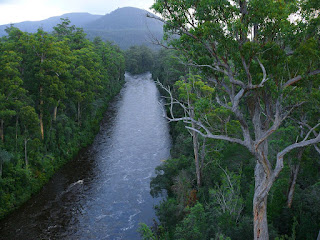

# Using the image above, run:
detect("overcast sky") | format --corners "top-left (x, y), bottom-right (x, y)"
top-left (0, 0), bottom-right (156, 25)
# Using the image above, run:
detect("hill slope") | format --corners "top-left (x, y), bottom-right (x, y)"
top-left (84, 7), bottom-right (163, 49)
top-left (0, 13), bottom-right (102, 36)
top-left (0, 7), bottom-right (164, 49)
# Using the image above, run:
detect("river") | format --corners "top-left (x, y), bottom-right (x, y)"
top-left (0, 73), bottom-right (171, 240)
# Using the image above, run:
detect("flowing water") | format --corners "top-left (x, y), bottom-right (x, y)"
top-left (0, 73), bottom-right (171, 240)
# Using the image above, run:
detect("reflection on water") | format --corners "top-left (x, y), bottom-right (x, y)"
top-left (0, 73), bottom-right (171, 240)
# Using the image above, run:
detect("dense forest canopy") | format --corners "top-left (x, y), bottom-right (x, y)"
top-left (125, 45), bottom-right (155, 74)
top-left (138, 0), bottom-right (320, 239)
top-left (0, 19), bottom-right (125, 218)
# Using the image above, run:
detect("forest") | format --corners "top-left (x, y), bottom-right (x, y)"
top-left (0, 0), bottom-right (319, 239)
top-left (0, 19), bottom-right (125, 219)
top-left (138, 0), bottom-right (320, 239)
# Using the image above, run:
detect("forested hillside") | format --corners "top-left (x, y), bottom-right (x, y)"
top-left (0, 13), bottom-right (102, 37)
top-left (0, 19), bottom-right (125, 219)
top-left (138, 0), bottom-right (320, 239)
top-left (0, 7), bottom-right (164, 50)
top-left (84, 7), bottom-right (163, 50)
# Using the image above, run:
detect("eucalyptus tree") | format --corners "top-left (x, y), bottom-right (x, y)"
top-left (0, 148), bottom-right (12, 178)
top-left (24, 29), bottom-right (71, 138)
top-left (152, 0), bottom-right (320, 239)
top-left (0, 44), bottom-right (25, 144)
top-left (70, 45), bottom-right (102, 125)
top-left (19, 106), bottom-right (40, 167)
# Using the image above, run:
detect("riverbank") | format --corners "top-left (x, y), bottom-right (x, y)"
top-left (0, 73), bottom-right (171, 240)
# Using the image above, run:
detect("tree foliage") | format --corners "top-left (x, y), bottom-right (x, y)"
top-left (0, 19), bottom-right (125, 218)
top-left (146, 0), bottom-right (320, 233)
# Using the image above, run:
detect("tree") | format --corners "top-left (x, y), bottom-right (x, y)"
top-left (0, 47), bottom-right (25, 143)
top-left (21, 29), bottom-right (71, 138)
top-left (125, 45), bottom-right (155, 74)
top-left (19, 106), bottom-right (40, 167)
top-left (0, 148), bottom-right (12, 178)
top-left (69, 46), bottom-right (102, 125)
top-left (0, 22), bottom-right (126, 219)
top-left (152, 0), bottom-right (320, 239)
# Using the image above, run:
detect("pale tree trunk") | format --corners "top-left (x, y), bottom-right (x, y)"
top-left (40, 110), bottom-right (44, 140)
top-left (317, 230), bottom-right (320, 240)
top-left (24, 138), bottom-right (28, 167)
top-left (192, 123), bottom-right (201, 188)
top-left (39, 86), bottom-right (44, 140)
top-left (253, 161), bottom-right (270, 240)
top-left (200, 137), bottom-right (206, 182)
top-left (287, 149), bottom-right (303, 208)
top-left (15, 116), bottom-right (18, 151)
top-left (191, 109), bottom-right (201, 188)
top-left (252, 98), bottom-right (271, 240)
top-left (287, 164), bottom-right (300, 208)
top-left (253, 196), bottom-right (268, 240)
top-left (0, 119), bottom-right (4, 142)
top-left (53, 106), bottom-right (58, 121)
top-left (77, 102), bottom-right (81, 126)
top-left (53, 100), bottom-right (60, 121)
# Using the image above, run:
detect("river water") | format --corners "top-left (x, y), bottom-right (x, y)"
top-left (0, 73), bottom-right (171, 240)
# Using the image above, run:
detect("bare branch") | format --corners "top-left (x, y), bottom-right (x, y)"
top-left (254, 58), bottom-right (268, 87)
top-left (294, 119), bottom-right (320, 156)
top-left (283, 69), bottom-right (320, 88)
top-left (275, 131), bottom-right (320, 178)
top-left (185, 125), bottom-right (246, 146)
top-left (303, 122), bottom-right (320, 142)
top-left (216, 95), bottom-right (231, 110)
top-left (241, 56), bottom-right (252, 85)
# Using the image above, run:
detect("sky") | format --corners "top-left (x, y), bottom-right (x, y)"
top-left (0, 0), bottom-right (156, 25)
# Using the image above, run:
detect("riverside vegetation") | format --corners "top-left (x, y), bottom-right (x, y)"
top-left (0, 19), bottom-right (125, 219)
top-left (137, 0), bottom-right (320, 239)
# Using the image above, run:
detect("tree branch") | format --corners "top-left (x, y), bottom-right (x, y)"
top-left (283, 69), bottom-right (320, 88)
top-left (274, 131), bottom-right (320, 178)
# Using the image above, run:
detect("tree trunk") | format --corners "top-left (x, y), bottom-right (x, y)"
top-left (253, 196), bottom-right (268, 240)
top-left (15, 116), bottom-right (18, 152)
top-left (24, 138), bottom-right (28, 167)
top-left (317, 230), bottom-right (320, 240)
top-left (253, 162), bottom-right (270, 240)
top-left (0, 159), bottom-right (2, 178)
top-left (53, 100), bottom-right (60, 121)
top-left (287, 149), bottom-right (303, 208)
top-left (200, 137), bottom-right (206, 182)
top-left (253, 23), bottom-right (258, 41)
top-left (40, 111), bottom-right (44, 140)
top-left (287, 164), bottom-right (300, 208)
top-left (39, 86), bottom-right (44, 140)
top-left (192, 126), bottom-right (201, 188)
top-left (0, 119), bottom-right (4, 142)
top-left (77, 102), bottom-right (81, 126)
top-left (191, 109), bottom-right (201, 188)
top-left (53, 106), bottom-right (58, 121)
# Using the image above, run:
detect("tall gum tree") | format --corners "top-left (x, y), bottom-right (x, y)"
top-left (151, 0), bottom-right (320, 239)
top-left (0, 48), bottom-right (25, 143)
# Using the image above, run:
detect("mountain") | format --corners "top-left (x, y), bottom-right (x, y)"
top-left (0, 13), bottom-right (102, 36)
top-left (0, 7), bottom-right (164, 50)
top-left (84, 7), bottom-right (163, 49)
